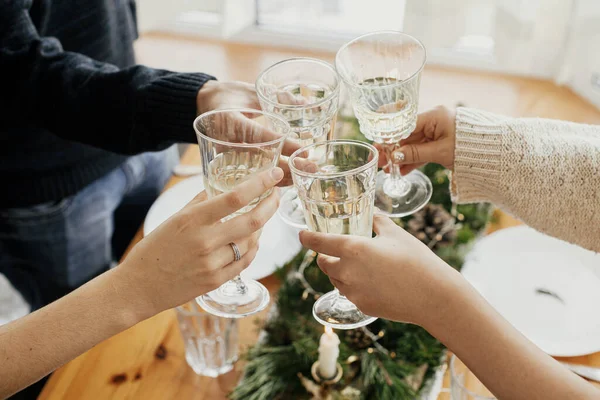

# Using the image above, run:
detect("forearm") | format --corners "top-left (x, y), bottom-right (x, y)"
top-left (0, 266), bottom-right (151, 398)
top-left (1, 1), bottom-right (214, 154)
top-left (426, 272), bottom-right (599, 400)
top-left (452, 107), bottom-right (600, 252)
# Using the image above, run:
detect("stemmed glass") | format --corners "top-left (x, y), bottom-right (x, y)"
top-left (256, 57), bottom-right (340, 229)
top-left (194, 109), bottom-right (291, 318)
top-left (336, 31), bottom-right (432, 217)
top-left (289, 140), bottom-right (379, 329)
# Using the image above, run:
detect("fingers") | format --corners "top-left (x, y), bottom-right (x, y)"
top-left (373, 143), bottom-right (388, 168)
top-left (316, 254), bottom-right (340, 276)
top-left (216, 244), bottom-right (261, 286)
top-left (200, 168), bottom-right (283, 222)
top-left (372, 214), bottom-right (398, 236)
top-left (289, 156), bottom-right (318, 174)
top-left (392, 141), bottom-right (440, 166)
top-left (280, 138), bottom-right (302, 157)
top-left (235, 112), bottom-right (301, 157)
top-left (412, 107), bottom-right (441, 137)
top-left (188, 190), bottom-right (208, 206)
top-left (299, 231), bottom-right (351, 258)
top-left (400, 163), bottom-right (425, 175)
top-left (217, 188), bottom-right (279, 244)
top-left (211, 230), bottom-right (260, 266)
top-left (277, 157), bottom-right (294, 187)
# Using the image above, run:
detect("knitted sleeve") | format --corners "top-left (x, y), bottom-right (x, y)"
top-left (452, 107), bottom-right (600, 252)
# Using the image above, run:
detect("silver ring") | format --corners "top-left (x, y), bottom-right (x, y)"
top-left (229, 242), bottom-right (241, 262)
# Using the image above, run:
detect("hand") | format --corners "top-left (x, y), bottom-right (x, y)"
top-left (197, 80), bottom-right (301, 186)
top-left (298, 215), bottom-right (462, 327)
top-left (377, 106), bottom-right (457, 175)
top-left (118, 167), bottom-right (284, 317)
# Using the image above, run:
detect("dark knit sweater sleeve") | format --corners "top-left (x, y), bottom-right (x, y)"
top-left (0, 0), bottom-right (215, 155)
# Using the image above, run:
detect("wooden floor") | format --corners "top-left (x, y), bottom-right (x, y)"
top-left (39, 32), bottom-right (600, 400)
top-left (135, 32), bottom-right (600, 125)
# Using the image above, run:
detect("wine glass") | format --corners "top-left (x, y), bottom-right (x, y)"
top-left (335, 31), bottom-right (432, 217)
top-left (289, 140), bottom-right (378, 329)
top-left (256, 57), bottom-right (340, 229)
top-left (194, 109), bottom-right (291, 318)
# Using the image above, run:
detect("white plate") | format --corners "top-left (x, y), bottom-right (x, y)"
top-left (143, 176), bottom-right (302, 281)
top-left (462, 226), bottom-right (600, 357)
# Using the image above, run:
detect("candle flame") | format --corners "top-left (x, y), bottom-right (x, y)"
top-left (325, 326), bottom-right (333, 335)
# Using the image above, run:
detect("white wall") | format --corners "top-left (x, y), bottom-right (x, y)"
top-left (559, 1), bottom-right (600, 109)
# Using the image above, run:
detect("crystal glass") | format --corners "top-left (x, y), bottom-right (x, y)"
top-left (256, 57), bottom-right (340, 229)
top-left (336, 31), bottom-right (432, 217)
top-left (289, 140), bottom-right (378, 329)
top-left (175, 301), bottom-right (239, 377)
top-left (450, 355), bottom-right (496, 399)
top-left (194, 108), bottom-right (290, 318)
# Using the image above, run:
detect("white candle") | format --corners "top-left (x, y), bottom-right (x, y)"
top-left (318, 326), bottom-right (340, 379)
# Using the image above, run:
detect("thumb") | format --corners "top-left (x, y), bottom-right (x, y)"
top-left (393, 141), bottom-right (441, 165)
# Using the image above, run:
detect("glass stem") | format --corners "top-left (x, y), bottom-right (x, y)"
top-left (232, 275), bottom-right (247, 295)
top-left (383, 143), bottom-right (410, 197)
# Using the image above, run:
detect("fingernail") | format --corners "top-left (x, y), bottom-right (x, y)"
top-left (393, 152), bottom-right (405, 163)
top-left (271, 167), bottom-right (284, 181)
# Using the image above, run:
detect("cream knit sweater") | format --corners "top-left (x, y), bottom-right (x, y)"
top-left (452, 108), bottom-right (600, 253)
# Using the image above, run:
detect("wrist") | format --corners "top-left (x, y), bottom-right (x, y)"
top-left (109, 262), bottom-right (159, 325)
top-left (419, 262), bottom-right (469, 334)
top-left (196, 80), bottom-right (219, 115)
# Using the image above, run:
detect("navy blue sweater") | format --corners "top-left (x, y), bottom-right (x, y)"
top-left (0, 0), bottom-right (214, 207)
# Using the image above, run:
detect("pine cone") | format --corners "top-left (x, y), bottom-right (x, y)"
top-left (345, 329), bottom-right (373, 350)
top-left (406, 204), bottom-right (456, 249)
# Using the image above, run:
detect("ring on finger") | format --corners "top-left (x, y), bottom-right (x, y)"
top-left (229, 242), bottom-right (242, 262)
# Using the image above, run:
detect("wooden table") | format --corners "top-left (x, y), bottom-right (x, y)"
top-left (39, 33), bottom-right (600, 400)
top-left (38, 145), bottom-right (600, 400)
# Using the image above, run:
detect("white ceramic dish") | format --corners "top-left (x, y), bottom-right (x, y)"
top-left (462, 226), bottom-right (600, 357)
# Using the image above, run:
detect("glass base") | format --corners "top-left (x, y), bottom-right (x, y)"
top-left (374, 169), bottom-right (432, 218)
top-left (186, 354), bottom-right (236, 377)
top-left (197, 280), bottom-right (270, 318)
top-left (277, 187), bottom-right (308, 229)
top-left (313, 291), bottom-right (377, 329)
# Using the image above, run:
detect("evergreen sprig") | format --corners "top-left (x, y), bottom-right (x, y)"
top-left (230, 117), bottom-right (490, 400)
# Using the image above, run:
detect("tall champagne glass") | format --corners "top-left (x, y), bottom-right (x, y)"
top-left (256, 57), bottom-right (340, 229)
top-left (336, 31), bottom-right (432, 217)
top-left (194, 109), bottom-right (290, 318)
top-left (289, 140), bottom-right (378, 329)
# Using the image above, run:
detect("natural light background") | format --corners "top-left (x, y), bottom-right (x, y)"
top-left (137, 0), bottom-right (600, 108)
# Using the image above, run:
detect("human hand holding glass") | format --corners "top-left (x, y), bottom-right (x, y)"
top-left (256, 58), bottom-right (340, 228)
top-left (289, 140), bottom-right (379, 329)
top-left (336, 31), bottom-right (431, 217)
top-left (376, 106), bottom-right (457, 175)
top-left (194, 109), bottom-right (291, 318)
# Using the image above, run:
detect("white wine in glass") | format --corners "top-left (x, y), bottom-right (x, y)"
top-left (256, 57), bottom-right (340, 229)
top-left (194, 109), bottom-right (291, 318)
top-left (289, 140), bottom-right (378, 329)
top-left (336, 31), bottom-right (432, 218)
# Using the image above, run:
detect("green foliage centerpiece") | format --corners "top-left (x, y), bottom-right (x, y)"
top-left (231, 116), bottom-right (490, 400)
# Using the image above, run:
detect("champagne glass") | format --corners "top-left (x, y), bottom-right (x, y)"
top-left (194, 109), bottom-right (291, 318)
top-left (256, 57), bottom-right (340, 229)
top-left (289, 140), bottom-right (378, 329)
top-left (336, 31), bottom-right (432, 217)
